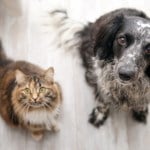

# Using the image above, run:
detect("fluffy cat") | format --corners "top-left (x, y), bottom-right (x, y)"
top-left (0, 41), bottom-right (62, 141)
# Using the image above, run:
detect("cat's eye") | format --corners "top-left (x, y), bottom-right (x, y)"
top-left (39, 87), bottom-right (46, 93)
top-left (117, 36), bottom-right (127, 46)
top-left (24, 88), bottom-right (31, 94)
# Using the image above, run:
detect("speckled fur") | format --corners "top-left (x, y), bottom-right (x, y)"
top-left (49, 8), bottom-right (150, 127)
top-left (50, 8), bottom-right (150, 127)
top-left (80, 9), bottom-right (150, 127)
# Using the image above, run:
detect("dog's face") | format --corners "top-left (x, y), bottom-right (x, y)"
top-left (113, 16), bottom-right (150, 83)
top-left (92, 13), bottom-right (150, 84)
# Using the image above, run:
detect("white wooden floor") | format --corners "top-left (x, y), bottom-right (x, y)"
top-left (0, 0), bottom-right (150, 150)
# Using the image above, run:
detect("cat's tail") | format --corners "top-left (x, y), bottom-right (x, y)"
top-left (44, 9), bottom-right (86, 53)
top-left (0, 41), bottom-right (7, 61)
top-left (0, 41), bottom-right (12, 66)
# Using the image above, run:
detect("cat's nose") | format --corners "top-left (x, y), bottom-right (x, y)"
top-left (32, 94), bottom-right (38, 100)
top-left (32, 94), bottom-right (38, 99)
top-left (33, 98), bottom-right (37, 102)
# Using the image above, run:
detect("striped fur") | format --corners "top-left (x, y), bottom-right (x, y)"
top-left (0, 42), bottom-right (62, 140)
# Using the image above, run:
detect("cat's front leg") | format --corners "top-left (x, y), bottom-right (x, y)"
top-left (46, 119), bottom-right (60, 132)
top-left (89, 102), bottom-right (110, 128)
top-left (27, 124), bottom-right (44, 141)
top-left (31, 130), bottom-right (44, 141)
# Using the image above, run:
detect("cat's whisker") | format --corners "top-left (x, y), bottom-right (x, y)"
top-left (25, 105), bottom-right (30, 114)
top-left (43, 102), bottom-right (52, 109)
top-left (21, 102), bottom-right (29, 110)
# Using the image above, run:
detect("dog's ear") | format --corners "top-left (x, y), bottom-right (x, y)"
top-left (92, 13), bottom-right (124, 61)
top-left (79, 14), bottom-right (124, 67)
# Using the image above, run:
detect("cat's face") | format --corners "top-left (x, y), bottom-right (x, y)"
top-left (12, 67), bottom-right (60, 111)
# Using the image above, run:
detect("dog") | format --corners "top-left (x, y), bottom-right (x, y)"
top-left (49, 8), bottom-right (150, 127)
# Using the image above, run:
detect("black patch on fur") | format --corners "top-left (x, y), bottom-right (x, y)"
top-left (93, 15), bottom-right (124, 61)
top-left (89, 106), bottom-right (109, 128)
top-left (0, 60), bottom-right (13, 67)
top-left (132, 108), bottom-right (148, 123)
top-left (145, 65), bottom-right (150, 78)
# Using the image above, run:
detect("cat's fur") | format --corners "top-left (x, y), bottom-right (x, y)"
top-left (0, 42), bottom-right (62, 140)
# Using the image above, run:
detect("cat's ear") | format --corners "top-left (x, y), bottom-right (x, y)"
top-left (15, 70), bottom-right (26, 84)
top-left (45, 67), bottom-right (54, 80)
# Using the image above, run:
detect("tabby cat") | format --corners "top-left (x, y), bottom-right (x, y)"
top-left (0, 41), bottom-right (62, 141)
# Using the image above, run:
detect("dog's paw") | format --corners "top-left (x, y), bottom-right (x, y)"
top-left (132, 107), bottom-right (148, 124)
top-left (89, 106), bottom-right (109, 128)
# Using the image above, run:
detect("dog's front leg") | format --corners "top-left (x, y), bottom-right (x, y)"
top-left (89, 103), bottom-right (110, 128)
top-left (132, 106), bottom-right (148, 123)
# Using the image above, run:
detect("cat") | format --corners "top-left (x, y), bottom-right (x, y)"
top-left (0, 41), bottom-right (62, 141)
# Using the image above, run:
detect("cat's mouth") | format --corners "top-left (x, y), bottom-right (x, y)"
top-left (29, 102), bottom-right (43, 108)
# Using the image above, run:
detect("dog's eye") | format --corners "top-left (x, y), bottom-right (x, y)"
top-left (117, 36), bottom-right (127, 46)
top-left (144, 45), bottom-right (150, 55)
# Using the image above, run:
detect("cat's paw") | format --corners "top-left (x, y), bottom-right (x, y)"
top-left (46, 123), bottom-right (60, 132)
top-left (51, 124), bottom-right (60, 132)
top-left (31, 132), bottom-right (44, 141)
top-left (132, 108), bottom-right (148, 124)
top-left (89, 106), bottom-right (109, 128)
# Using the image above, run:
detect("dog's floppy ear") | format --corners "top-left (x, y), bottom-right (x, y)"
top-left (79, 14), bottom-right (124, 67)
top-left (92, 14), bottom-right (124, 61)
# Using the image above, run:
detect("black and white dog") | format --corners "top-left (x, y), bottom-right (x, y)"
top-left (49, 8), bottom-right (150, 127)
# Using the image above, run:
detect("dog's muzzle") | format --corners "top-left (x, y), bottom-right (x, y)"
top-left (118, 65), bottom-right (137, 81)
top-left (117, 52), bottom-right (141, 82)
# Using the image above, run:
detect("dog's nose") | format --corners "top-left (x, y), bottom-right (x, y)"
top-left (118, 67), bottom-right (136, 81)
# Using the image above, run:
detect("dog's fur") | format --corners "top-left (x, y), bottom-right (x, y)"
top-left (49, 8), bottom-right (150, 127)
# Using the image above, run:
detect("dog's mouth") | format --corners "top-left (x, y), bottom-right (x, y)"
top-left (115, 75), bottom-right (130, 84)
top-left (117, 78), bottom-right (133, 85)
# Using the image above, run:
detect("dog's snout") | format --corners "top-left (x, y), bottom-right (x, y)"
top-left (118, 66), bottom-right (136, 81)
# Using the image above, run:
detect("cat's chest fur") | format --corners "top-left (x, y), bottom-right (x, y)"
top-left (22, 107), bottom-right (59, 126)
